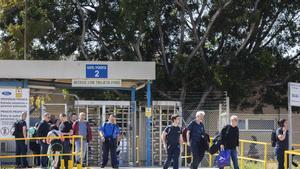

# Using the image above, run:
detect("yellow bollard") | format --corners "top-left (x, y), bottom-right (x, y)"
top-left (77, 163), bottom-right (82, 169)
top-left (68, 160), bottom-right (73, 169)
top-left (60, 159), bottom-right (65, 169)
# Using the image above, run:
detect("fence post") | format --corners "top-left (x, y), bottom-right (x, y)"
top-left (185, 143), bottom-right (187, 167)
top-left (136, 136), bottom-right (139, 164)
top-left (72, 136), bottom-right (75, 164)
top-left (264, 143), bottom-right (268, 169)
top-left (68, 160), bottom-right (73, 169)
top-left (240, 141), bottom-right (244, 169)
top-left (284, 151), bottom-right (288, 169)
top-left (209, 138), bottom-right (212, 167)
top-left (80, 136), bottom-right (83, 166)
top-left (60, 159), bottom-right (65, 169)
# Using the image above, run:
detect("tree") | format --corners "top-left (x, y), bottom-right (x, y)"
top-left (0, 0), bottom-right (299, 112)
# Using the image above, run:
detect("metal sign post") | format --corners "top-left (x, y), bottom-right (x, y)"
top-left (287, 82), bottom-right (300, 167)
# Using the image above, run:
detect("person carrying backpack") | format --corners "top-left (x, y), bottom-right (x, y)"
top-left (161, 114), bottom-right (183, 169)
top-left (29, 122), bottom-right (40, 167)
top-left (219, 115), bottom-right (240, 169)
top-left (47, 124), bottom-right (64, 169)
top-left (13, 112), bottom-right (30, 168)
top-left (275, 119), bottom-right (289, 169)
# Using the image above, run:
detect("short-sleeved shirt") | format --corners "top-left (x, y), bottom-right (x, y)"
top-left (99, 122), bottom-right (120, 139)
top-left (164, 125), bottom-right (182, 146)
top-left (15, 120), bottom-right (27, 138)
top-left (276, 128), bottom-right (289, 150)
top-left (59, 121), bottom-right (72, 141)
top-left (187, 120), bottom-right (205, 142)
top-left (37, 120), bottom-right (50, 138)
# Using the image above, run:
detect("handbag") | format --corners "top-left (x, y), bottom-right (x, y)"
top-left (217, 149), bottom-right (231, 167)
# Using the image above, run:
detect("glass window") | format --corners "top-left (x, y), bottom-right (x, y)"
top-left (238, 119), bottom-right (246, 130)
top-left (248, 120), bottom-right (275, 130)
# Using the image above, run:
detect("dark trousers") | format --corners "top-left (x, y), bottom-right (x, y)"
top-left (62, 140), bottom-right (71, 168)
top-left (32, 145), bottom-right (41, 166)
top-left (191, 142), bottom-right (205, 169)
top-left (15, 140), bottom-right (28, 167)
top-left (40, 142), bottom-right (49, 167)
top-left (276, 148), bottom-right (288, 169)
top-left (102, 138), bottom-right (118, 167)
top-left (163, 144), bottom-right (180, 169)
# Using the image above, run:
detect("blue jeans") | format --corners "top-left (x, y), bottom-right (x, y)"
top-left (15, 140), bottom-right (28, 167)
top-left (220, 149), bottom-right (239, 169)
top-left (163, 144), bottom-right (180, 169)
top-left (75, 139), bottom-right (88, 164)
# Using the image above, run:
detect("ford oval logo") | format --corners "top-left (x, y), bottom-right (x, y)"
top-left (2, 91), bottom-right (12, 96)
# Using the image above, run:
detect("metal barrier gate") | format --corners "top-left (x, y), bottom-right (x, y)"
top-left (142, 101), bottom-right (182, 166)
top-left (75, 100), bottom-right (134, 167)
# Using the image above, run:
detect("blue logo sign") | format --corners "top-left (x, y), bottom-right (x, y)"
top-left (86, 64), bottom-right (108, 78)
top-left (2, 91), bottom-right (11, 96)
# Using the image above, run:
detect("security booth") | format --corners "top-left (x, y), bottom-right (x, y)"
top-left (0, 60), bottom-right (155, 167)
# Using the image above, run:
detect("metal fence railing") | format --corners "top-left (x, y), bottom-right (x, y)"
top-left (182, 138), bottom-right (300, 169)
top-left (284, 150), bottom-right (300, 169)
top-left (0, 135), bottom-right (83, 169)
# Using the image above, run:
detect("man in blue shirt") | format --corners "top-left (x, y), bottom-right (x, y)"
top-left (99, 114), bottom-right (120, 169)
top-left (186, 111), bottom-right (206, 169)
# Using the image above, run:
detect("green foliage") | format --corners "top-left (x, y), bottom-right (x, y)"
top-left (0, 0), bottom-right (299, 110)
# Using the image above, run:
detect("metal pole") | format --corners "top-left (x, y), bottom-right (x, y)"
top-left (24, 0), bottom-right (27, 60)
top-left (131, 88), bottom-right (136, 166)
top-left (226, 97), bottom-right (230, 123)
top-left (287, 83), bottom-right (292, 167)
top-left (86, 105), bottom-right (89, 167)
top-left (218, 103), bottom-right (222, 131)
top-left (146, 80), bottom-right (151, 166)
top-left (264, 143), bottom-right (267, 169)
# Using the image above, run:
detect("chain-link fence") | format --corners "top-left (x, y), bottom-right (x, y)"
top-left (237, 113), bottom-right (300, 161)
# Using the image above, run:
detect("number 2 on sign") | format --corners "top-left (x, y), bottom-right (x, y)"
top-left (95, 70), bottom-right (100, 77)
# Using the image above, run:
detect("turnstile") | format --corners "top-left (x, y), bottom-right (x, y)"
top-left (75, 101), bottom-right (134, 166)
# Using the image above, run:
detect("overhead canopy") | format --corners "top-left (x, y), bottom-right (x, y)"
top-left (0, 60), bottom-right (156, 89)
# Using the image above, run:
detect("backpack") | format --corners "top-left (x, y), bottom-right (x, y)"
top-left (182, 127), bottom-right (189, 142)
top-left (209, 125), bottom-right (230, 155)
top-left (271, 128), bottom-right (278, 147)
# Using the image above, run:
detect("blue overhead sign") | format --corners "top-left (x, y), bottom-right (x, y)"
top-left (86, 64), bottom-right (108, 78)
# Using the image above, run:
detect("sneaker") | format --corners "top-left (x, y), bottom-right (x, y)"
top-left (100, 165), bottom-right (105, 168)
